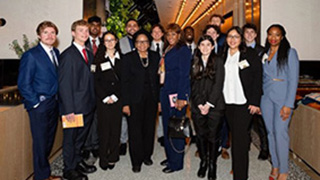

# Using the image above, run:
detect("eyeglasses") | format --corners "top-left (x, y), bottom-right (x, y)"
top-left (136, 40), bottom-right (149, 44)
top-left (104, 39), bottom-right (116, 43)
top-left (227, 35), bottom-right (241, 39)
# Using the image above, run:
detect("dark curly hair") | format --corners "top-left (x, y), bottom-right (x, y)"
top-left (93, 31), bottom-right (121, 64)
top-left (191, 35), bottom-right (217, 80)
top-left (264, 24), bottom-right (291, 71)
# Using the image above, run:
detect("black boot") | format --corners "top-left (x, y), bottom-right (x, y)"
top-left (196, 136), bottom-right (208, 178)
top-left (207, 160), bottom-right (216, 180)
top-left (197, 159), bottom-right (208, 178)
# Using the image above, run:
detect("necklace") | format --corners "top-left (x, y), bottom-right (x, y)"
top-left (139, 53), bottom-right (149, 68)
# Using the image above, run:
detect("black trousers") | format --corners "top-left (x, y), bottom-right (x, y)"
top-left (251, 114), bottom-right (269, 151)
top-left (192, 110), bottom-right (223, 161)
top-left (97, 100), bottom-right (122, 166)
top-left (127, 91), bottom-right (158, 167)
top-left (28, 98), bottom-right (58, 180)
top-left (63, 111), bottom-right (94, 173)
top-left (83, 109), bottom-right (99, 151)
top-left (225, 104), bottom-right (252, 180)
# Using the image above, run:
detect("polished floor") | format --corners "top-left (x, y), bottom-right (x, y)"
top-left (50, 132), bottom-right (313, 180)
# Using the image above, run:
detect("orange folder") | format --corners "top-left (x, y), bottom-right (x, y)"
top-left (61, 114), bottom-right (84, 129)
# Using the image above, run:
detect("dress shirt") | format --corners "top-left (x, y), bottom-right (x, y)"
top-left (89, 36), bottom-right (100, 47)
top-left (152, 40), bottom-right (164, 56)
top-left (73, 41), bottom-right (87, 60)
top-left (223, 50), bottom-right (247, 104)
top-left (105, 51), bottom-right (120, 66)
top-left (246, 41), bottom-right (256, 49)
top-left (40, 42), bottom-right (58, 65)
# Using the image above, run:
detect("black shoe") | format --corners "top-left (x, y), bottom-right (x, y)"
top-left (160, 159), bottom-right (168, 166)
top-left (258, 150), bottom-right (269, 160)
top-left (207, 161), bottom-right (217, 180)
top-left (63, 170), bottom-right (88, 180)
top-left (119, 143), bottom-right (127, 156)
top-left (99, 161), bottom-right (108, 171)
top-left (108, 164), bottom-right (115, 170)
top-left (143, 159), bottom-right (153, 166)
top-left (162, 167), bottom-right (175, 173)
top-left (132, 166), bottom-right (141, 173)
top-left (92, 149), bottom-right (99, 158)
top-left (77, 161), bottom-right (97, 174)
top-left (197, 160), bottom-right (207, 178)
top-left (157, 137), bottom-right (164, 146)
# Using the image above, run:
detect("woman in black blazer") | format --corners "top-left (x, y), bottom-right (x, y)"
top-left (121, 30), bottom-right (160, 173)
top-left (222, 26), bottom-right (262, 180)
top-left (191, 35), bottom-right (225, 180)
top-left (92, 31), bottom-right (122, 170)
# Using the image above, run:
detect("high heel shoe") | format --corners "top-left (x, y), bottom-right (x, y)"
top-left (269, 173), bottom-right (278, 180)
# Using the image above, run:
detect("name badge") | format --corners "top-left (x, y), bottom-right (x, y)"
top-left (90, 64), bottom-right (96, 72)
top-left (238, 59), bottom-right (250, 69)
top-left (101, 61), bottom-right (112, 71)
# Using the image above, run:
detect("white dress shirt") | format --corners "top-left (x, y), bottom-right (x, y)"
top-left (223, 50), bottom-right (247, 104)
top-left (40, 42), bottom-right (58, 65)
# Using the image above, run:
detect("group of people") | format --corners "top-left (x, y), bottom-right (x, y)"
top-left (17, 13), bottom-right (299, 180)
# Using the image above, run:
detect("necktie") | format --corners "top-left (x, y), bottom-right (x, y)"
top-left (92, 39), bottom-right (98, 55)
top-left (82, 48), bottom-right (88, 64)
top-left (50, 50), bottom-right (58, 69)
top-left (156, 43), bottom-right (160, 53)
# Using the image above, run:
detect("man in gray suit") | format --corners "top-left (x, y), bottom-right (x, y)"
top-left (119, 19), bottom-right (140, 155)
top-left (119, 19), bottom-right (139, 54)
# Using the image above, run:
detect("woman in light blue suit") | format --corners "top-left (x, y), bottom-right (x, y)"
top-left (260, 24), bottom-right (299, 180)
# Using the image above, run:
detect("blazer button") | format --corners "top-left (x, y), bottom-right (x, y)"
top-left (111, 82), bottom-right (115, 85)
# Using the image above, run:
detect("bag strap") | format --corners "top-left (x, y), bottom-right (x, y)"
top-left (169, 137), bottom-right (191, 154)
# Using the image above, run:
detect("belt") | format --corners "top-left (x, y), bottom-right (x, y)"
top-left (272, 78), bottom-right (284, 82)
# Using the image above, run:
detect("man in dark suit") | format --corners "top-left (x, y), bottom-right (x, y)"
top-left (243, 23), bottom-right (269, 161)
top-left (82, 15), bottom-right (102, 166)
top-left (118, 18), bottom-right (140, 155)
top-left (209, 14), bottom-right (226, 48)
top-left (18, 21), bottom-right (61, 180)
top-left (59, 20), bottom-right (96, 180)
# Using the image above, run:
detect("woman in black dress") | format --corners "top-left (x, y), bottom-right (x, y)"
top-left (92, 31), bottom-right (122, 170)
top-left (191, 35), bottom-right (225, 180)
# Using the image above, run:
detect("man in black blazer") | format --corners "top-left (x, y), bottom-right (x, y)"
top-left (243, 23), bottom-right (269, 160)
top-left (83, 15), bottom-right (102, 165)
top-left (18, 21), bottom-right (61, 180)
top-left (59, 20), bottom-right (96, 180)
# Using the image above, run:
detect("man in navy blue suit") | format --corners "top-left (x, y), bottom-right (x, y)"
top-left (17, 21), bottom-right (61, 180)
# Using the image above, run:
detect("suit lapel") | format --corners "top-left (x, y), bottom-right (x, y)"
top-left (37, 44), bottom-right (57, 77)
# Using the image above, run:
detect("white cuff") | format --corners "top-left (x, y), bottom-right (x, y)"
top-left (110, 94), bottom-right (118, 102)
top-left (33, 103), bottom-right (40, 108)
top-left (102, 96), bottom-right (110, 104)
top-left (206, 102), bottom-right (215, 108)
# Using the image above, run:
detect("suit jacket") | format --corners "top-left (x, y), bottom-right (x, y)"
top-left (223, 47), bottom-right (263, 106)
top-left (18, 43), bottom-right (59, 110)
top-left (150, 40), bottom-right (164, 56)
top-left (262, 48), bottom-right (299, 108)
top-left (58, 44), bottom-right (95, 115)
top-left (121, 50), bottom-right (160, 105)
top-left (217, 33), bottom-right (226, 47)
top-left (93, 53), bottom-right (122, 104)
top-left (162, 45), bottom-right (192, 100)
top-left (85, 37), bottom-right (102, 54)
top-left (119, 36), bottom-right (134, 54)
top-left (191, 57), bottom-right (225, 113)
top-left (253, 43), bottom-right (265, 59)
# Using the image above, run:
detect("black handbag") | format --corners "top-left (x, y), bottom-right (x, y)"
top-left (168, 116), bottom-right (190, 138)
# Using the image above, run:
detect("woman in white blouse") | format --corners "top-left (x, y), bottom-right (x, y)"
top-left (222, 26), bottom-right (262, 180)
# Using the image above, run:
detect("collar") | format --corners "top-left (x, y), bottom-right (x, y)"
top-left (40, 42), bottom-right (53, 53)
top-left (246, 41), bottom-right (256, 48)
top-left (73, 41), bottom-right (86, 52)
top-left (105, 51), bottom-right (120, 59)
top-left (89, 36), bottom-right (99, 42)
top-left (228, 49), bottom-right (240, 58)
